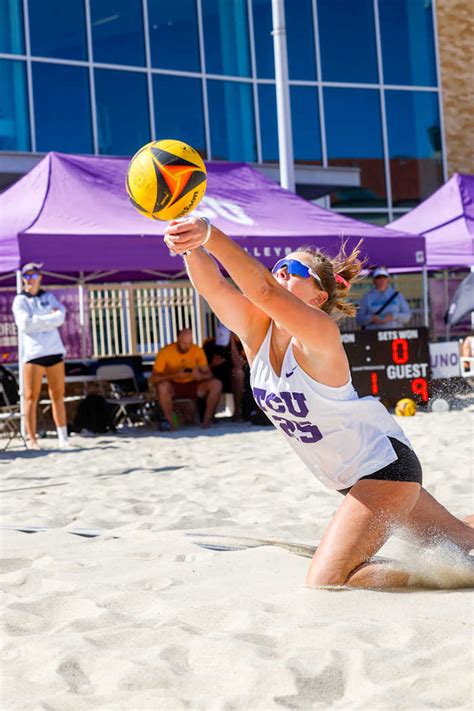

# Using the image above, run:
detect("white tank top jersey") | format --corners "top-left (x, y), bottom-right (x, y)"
top-left (250, 324), bottom-right (412, 491)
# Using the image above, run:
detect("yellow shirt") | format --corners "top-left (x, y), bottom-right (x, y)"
top-left (153, 343), bottom-right (208, 383)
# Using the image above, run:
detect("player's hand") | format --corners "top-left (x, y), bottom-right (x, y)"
top-left (382, 314), bottom-right (394, 322)
top-left (164, 217), bottom-right (208, 254)
top-left (370, 315), bottom-right (382, 324)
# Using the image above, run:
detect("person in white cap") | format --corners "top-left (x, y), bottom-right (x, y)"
top-left (12, 263), bottom-right (70, 450)
top-left (356, 266), bottom-right (411, 330)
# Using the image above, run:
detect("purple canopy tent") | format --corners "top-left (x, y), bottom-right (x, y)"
top-left (389, 173), bottom-right (474, 338)
top-left (0, 152), bottom-right (426, 282)
top-left (388, 173), bottom-right (474, 269)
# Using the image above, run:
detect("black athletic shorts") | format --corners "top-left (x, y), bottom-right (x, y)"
top-left (27, 354), bottom-right (63, 368)
top-left (338, 437), bottom-right (423, 495)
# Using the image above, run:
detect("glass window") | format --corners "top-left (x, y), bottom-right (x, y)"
top-left (385, 89), bottom-right (443, 207)
top-left (291, 86), bottom-right (321, 164)
top-left (379, 0), bottom-right (437, 87)
top-left (324, 88), bottom-right (386, 207)
top-left (0, 59), bottom-right (29, 149)
top-left (341, 212), bottom-right (389, 225)
top-left (28, 0), bottom-right (87, 60)
top-left (252, 0), bottom-right (274, 79)
top-left (317, 0), bottom-right (378, 83)
top-left (285, 0), bottom-right (316, 80)
top-left (258, 83), bottom-right (278, 161)
top-left (95, 68), bottom-right (150, 155)
top-left (202, 0), bottom-right (251, 77)
top-left (147, 0), bottom-right (200, 72)
top-left (207, 80), bottom-right (256, 161)
top-left (91, 0), bottom-right (145, 66)
top-left (153, 75), bottom-right (205, 155)
top-left (33, 63), bottom-right (92, 153)
top-left (0, 0), bottom-right (24, 54)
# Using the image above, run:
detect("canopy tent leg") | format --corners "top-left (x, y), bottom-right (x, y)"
top-left (15, 270), bottom-right (26, 440)
top-left (444, 270), bottom-right (450, 340)
top-left (422, 267), bottom-right (429, 328)
top-left (78, 278), bottom-right (87, 360)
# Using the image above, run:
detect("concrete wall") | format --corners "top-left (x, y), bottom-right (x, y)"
top-left (436, 0), bottom-right (474, 175)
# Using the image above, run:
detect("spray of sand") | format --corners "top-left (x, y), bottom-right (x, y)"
top-left (391, 530), bottom-right (474, 589)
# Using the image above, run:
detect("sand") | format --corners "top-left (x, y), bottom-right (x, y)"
top-left (1, 409), bottom-right (473, 710)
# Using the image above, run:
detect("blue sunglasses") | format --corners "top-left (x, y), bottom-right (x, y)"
top-left (272, 258), bottom-right (323, 287)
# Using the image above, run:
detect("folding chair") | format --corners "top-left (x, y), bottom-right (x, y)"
top-left (95, 364), bottom-right (146, 428)
top-left (0, 382), bottom-right (27, 451)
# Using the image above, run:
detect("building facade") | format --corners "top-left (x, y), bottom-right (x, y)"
top-left (0, 0), bottom-right (463, 224)
top-left (435, 0), bottom-right (474, 175)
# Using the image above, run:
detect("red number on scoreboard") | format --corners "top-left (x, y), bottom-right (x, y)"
top-left (392, 338), bottom-right (409, 364)
top-left (411, 377), bottom-right (429, 402)
top-left (370, 372), bottom-right (379, 395)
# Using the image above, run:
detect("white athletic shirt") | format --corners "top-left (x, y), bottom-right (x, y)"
top-left (12, 290), bottom-right (66, 363)
top-left (249, 323), bottom-right (411, 490)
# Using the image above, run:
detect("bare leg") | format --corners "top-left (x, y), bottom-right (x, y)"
top-left (155, 381), bottom-right (176, 429)
top-left (231, 367), bottom-right (244, 420)
top-left (306, 480), bottom-right (421, 589)
top-left (45, 361), bottom-right (67, 428)
top-left (345, 562), bottom-right (411, 589)
top-left (23, 363), bottom-right (44, 448)
top-left (399, 487), bottom-right (474, 553)
top-left (199, 378), bottom-right (222, 428)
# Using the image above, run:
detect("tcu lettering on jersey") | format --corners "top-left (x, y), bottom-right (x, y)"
top-left (252, 387), bottom-right (323, 444)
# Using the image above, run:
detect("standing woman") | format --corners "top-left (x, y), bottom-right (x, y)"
top-left (164, 217), bottom-right (474, 589)
top-left (12, 263), bottom-right (70, 450)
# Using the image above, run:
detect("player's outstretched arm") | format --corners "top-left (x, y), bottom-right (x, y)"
top-left (165, 221), bottom-right (268, 351)
top-left (165, 217), bottom-right (339, 355)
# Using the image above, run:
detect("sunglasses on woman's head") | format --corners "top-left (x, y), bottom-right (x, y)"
top-left (271, 258), bottom-right (323, 287)
top-left (23, 273), bottom-right (40, 280)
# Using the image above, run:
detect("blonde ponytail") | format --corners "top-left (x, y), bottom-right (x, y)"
top-left (297, 240), bottom-right (365, 320)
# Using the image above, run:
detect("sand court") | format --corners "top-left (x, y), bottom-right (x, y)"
top-left (1, 410), bottom-right (473, 709)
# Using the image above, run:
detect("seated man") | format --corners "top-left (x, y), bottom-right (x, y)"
top-left (203, 323), bottom-right (245, 420)
top-left (150, 328), bottom-right (222, 429)
top-left (356, 266), bottom-right (411, 330)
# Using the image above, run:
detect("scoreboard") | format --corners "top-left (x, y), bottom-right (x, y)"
top-left (342, 327), bottom-right (431, 406)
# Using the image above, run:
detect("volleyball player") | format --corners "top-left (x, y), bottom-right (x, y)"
top-left (163, 217), bottom-right (474, 589)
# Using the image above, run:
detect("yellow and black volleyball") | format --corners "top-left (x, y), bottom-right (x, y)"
top-left (394, 398), bottom-right (417, 417)
top-left (126, 139), bottom-right (207, 221)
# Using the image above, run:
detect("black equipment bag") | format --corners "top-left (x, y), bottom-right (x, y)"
top-left (73, 394), bottom-right (116, 434)
top-left (0, 366), bottom-right (19, 406)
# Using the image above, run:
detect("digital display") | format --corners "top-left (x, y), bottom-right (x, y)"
top-left (342, 327), bottom-right (431, 406)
